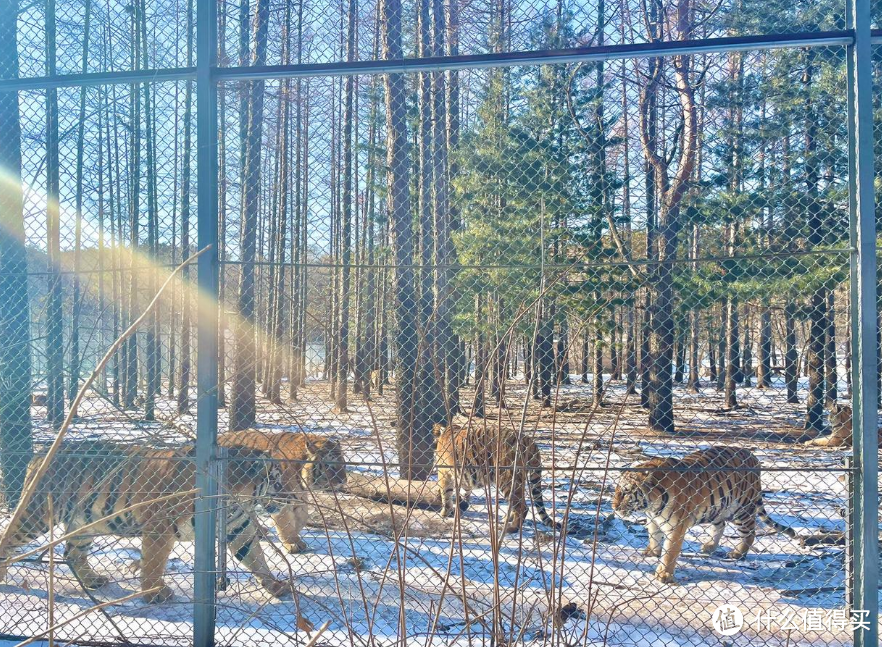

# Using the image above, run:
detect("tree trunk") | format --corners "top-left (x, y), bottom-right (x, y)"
top-left (687, 308), bottom-right (700, 391)
top-left (724, 294), bottom-right (739, 408)
top-left (708, 335), bottom-right (717, 384)
top-left (626, 307), bottom-right (637, 391)
top-left (123, 12), bottom-right (141, 410)
top-left (558, 319), bottom-right (571, 385)
top-left (757, 307), bottom-right (772, 388)
top-left (96, 89), bottom-right (107, 396)
top-left (268, 8), bottom-right (292, 406)
top-left (356, 58), bottom-right (380, 400)
top-left (382, 0), bottom-right (433, 479)
top-left (824, 290), bottom-right (837, 405)
top-left (443, 0), bottom-right (462, 415)
top-left (802, 52), bottom-right (825, 432)
top-left (581, 335), bottom-right (589, 384)
top-left (45, 0), bottom-right (64, 428)
top-left (687, 223), bottom-right (700, 392)
top-left (177, 0), bottom-right (194, 414)
top-left (644, 0), bottom-right (696, 434)
top-left (537, 307), bottom-right (553, 408)
top-left (108, 76), bottom-right (122, 408)
top-left (674, 322), bottom-right (686, 384)
top-left (473, 294), bottom-right (485, 417)
top-left (230, 0), bottom-right (270, 431)
top-left (742, 317), bottom-right (753, 385)
top-left (140, 0), bottom-right (159, 421)
top-left (334, 0), bottom-right (356, 413)
top-left (785, 302), bottom-right (799, 404)
top-left (610, 314), bottom-right (621, 381)
top-left (69, 0), bottom-right (91, 411)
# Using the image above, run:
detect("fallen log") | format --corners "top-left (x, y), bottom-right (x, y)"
top-left (342, 472), bottom-right (460, 512)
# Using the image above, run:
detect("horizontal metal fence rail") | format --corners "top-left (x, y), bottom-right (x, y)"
top-left (6, 29), bottom-right (882, 91)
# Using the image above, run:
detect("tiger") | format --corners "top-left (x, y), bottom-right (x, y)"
top-left (0, 440), bottom-right (290, 604)
top-left (433, 423), bottom-right (560, 533)
top-left (611, 446), bottom-right (797, 584)
top-left (219, 430), bottom-right (347, 553)
top-left (804, 403), bottom-right (882, 448)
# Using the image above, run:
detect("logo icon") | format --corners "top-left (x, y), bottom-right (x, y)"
top-left (712, 604), bottom-right (744, 636)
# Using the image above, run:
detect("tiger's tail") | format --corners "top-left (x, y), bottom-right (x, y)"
top-left (529, 467), bottom-right (562, 531)
top-left (757, 502), bottom-right (797, 538)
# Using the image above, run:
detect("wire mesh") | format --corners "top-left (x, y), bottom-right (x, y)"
top-left (0, 0), bottom-right (878, 646)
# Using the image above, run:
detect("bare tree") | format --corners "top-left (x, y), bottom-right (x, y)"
top-left (45, 0), bottom-right (64, 428)
top-left (177, 0), bottom-right (194, 415)
top-left (381, 0), bottom-right (433, 479)
top-left (640, 0), bottom-right (697, 433)
top-left (69, 0), bottom-right (92, 410)
top-left (334, 0), bottom-right (356, 413)
top-left (230, 0), bottom-right (270, 431)
top-left (802, 49), bottom-right (825, 432)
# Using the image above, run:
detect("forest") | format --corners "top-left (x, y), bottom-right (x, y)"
top-left (0, 0), bottom-right (880, 643)
top-left (0, 0), bottom-right (871, 485)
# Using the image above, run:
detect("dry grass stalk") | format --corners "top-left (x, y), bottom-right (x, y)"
top-left (9, 587), bottom-right (161, 647)
top-left (304, 620), bottom-right (331, 647)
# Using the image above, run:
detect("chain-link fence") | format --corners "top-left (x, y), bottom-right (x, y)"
top-left (0, 0), bottom-right (879, 646)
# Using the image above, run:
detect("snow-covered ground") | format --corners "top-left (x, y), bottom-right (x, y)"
top-left (1, 376), bottom-right (878, 646)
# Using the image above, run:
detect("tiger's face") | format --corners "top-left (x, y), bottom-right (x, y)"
top-left (301, 440), bottom-right (347, 491)
top-left (828, 403), bottom-right (852, 432)
top-left (611, 473), bottom-right (653, 516)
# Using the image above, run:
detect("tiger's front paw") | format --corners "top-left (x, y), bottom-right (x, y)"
top-left (283, 538), bottom-right (309, 554)
top-left (700, 543), bottom-right (720, 555)
top-left (262, 577), bottom-right (292, 599)
top-left (643, 546), bottom-right (662, 557)
top-left (143, 584), bottom-right (175, 604)
top-left (726, 550), bottom-right (747, 561)
top-left (654, 567), bottom-right (676, 584)
top-left (80, 572), bottom-right (110, 590)
top-left (503, 515), bottom-right (524, 534)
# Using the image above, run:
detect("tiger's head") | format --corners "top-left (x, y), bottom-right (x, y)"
top-left (828, 403), bottom-right (853, 433)
top-left (226, 447), bottom-right (286, 513)
top-left (611, 468), bottom-right (659, 517)
top-left (301, 438), bottom-right (347, 491)
top-left (432, 422), bottom-right (460, 445)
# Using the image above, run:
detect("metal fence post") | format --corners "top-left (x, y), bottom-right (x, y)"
top-left (846, 0), bottom-right (879, 645)
top-left (194, 0), bottom-right (219, 644)
top-left (215, 446), bottom-right (228, 592)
